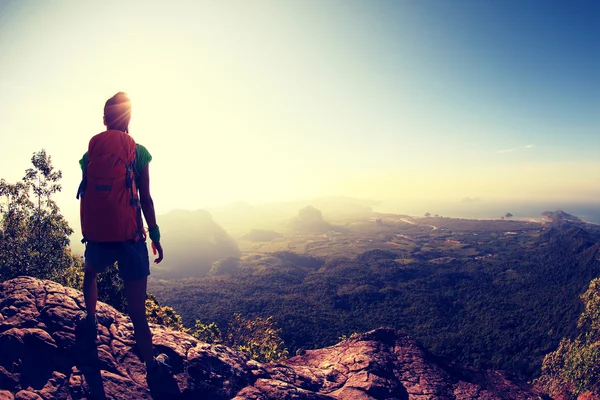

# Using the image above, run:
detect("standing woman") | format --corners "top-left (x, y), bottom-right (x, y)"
top-left (77, 92), bottom-right (170, 378)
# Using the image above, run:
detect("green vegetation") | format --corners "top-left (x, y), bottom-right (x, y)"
top-left (149, 224), bottom-right (600, 381)
top-left (193, 314), bottom-right (289, 363)
top-left (146, 294), bottom-right (289, 363)
top-left (146, 292), bottom-right (289, 363)
top-left (535, 278), bottom-right (600, 397)
top-left (0, 150), bottom-right (80, 284)
top-left (224, 314), bottom-right (289, 362)
top-left (146, 293), bottom-right (188, 332)
top-left (192, 320), bottom-right (221, 344)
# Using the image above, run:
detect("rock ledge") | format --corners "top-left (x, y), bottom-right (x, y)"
top-left (0, 277), bottom-right (546, 399)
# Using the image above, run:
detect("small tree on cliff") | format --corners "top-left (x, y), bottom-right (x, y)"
top-left (191, 313), bottom-right (289, 363)
top-left (145, 297), bottom-right (289, 363)
top-left (146, 293), bottom-right (188, 332)
top-left (535, 278), bottom-right (600, 397)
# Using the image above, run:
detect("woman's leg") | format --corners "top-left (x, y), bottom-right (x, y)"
top-left (83, 264), bottom-right (99, 317)
top-left (124, 276), bottom-right (154, 364)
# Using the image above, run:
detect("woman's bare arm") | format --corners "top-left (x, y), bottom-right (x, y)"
top-left (138, 164), bottom-right (163, 263)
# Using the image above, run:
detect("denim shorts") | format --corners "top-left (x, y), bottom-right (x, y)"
top-left (84, 240), bottom-right (150, 281)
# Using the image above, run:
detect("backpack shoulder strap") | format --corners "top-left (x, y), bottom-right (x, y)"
top-left (76, 173), bottom-right (87, 200)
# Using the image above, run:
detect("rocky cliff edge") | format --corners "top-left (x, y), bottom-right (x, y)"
top-left (0, 277), bottom-right (547, 399)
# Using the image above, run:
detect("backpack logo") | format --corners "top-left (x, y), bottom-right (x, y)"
top-left (78, 130), bottom-right (143, 242)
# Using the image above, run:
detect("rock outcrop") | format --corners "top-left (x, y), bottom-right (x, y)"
top-left (0, 277), bottom-right (547, 399)
top-left (293, 206), bottom-right (337, 233)
top-left (157, 209), bottom-right (241, 279)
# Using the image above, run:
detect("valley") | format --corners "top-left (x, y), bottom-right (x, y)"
top-left (148, 206), bottom-right (600, 381)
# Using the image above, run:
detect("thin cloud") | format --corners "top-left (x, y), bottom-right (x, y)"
top-left (497, 144), bottom-right (534, 154)
top-left (497, 147), bottom-right (519, 154)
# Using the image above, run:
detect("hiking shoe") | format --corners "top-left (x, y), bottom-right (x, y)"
top-left (76, 311), bottom-right (98, 340)
top-left (147, 353), bottom-right (172, 379)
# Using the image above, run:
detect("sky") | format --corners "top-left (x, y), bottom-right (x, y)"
top-left (0, 0), bottom-right (599, 226)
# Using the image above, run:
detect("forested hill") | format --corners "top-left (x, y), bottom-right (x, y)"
top-left (149, 221), bottom-right (600, 381)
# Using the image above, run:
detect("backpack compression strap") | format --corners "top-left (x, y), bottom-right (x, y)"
top-left (126, 160), bottom-right (146, 242)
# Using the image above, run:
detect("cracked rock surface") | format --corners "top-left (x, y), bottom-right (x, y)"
top-left (0, 277), bottom-right (546, 399)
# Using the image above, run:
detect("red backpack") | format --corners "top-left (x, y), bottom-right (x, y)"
top-left (78, 130), bottom-right (144, 242)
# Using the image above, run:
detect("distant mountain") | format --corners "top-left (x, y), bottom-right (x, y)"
top-left (541, 209), bottom-right (583, 224)
top-left (540, 225), bottom-right (600, 256)
top-left (205, 197), bottom-right (377, 236)
top-left (269, 196), bottom-right (376, 219)
top-left (156, 209), bottom-right (240, 278)
top-left (292, 206), bottom-right (346, 233)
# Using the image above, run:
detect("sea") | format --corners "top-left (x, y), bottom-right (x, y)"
top-left (375, 200), bottom-right (600, 224)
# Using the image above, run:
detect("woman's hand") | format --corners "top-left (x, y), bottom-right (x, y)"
top-left (151, 241), bottom-right (164, 264)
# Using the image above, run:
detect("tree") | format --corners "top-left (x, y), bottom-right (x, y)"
top-left (535, 278), bottom-right (600, 397)
top-left (146, 294), bottom-right (188, 332)
top-left (0, 150), bottom-right (77, 282)
top-left (505, 213), bottom-right (513, 218)
top-left (190, 313), bottom-right (289, 363)
top-left (96, 264), bottom-right (128, 313)
top-left (192, 320), bottom-right (222, 344)
top-left (225, 314), bottom-right (289, 363)
top-left (425, 213), bottom-right (431, 217)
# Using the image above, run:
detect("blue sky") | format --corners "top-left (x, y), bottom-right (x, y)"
top-left (0, 0), bottom-right (598, 223)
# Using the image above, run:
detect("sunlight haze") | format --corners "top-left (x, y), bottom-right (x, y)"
top-left (1, 0), bottom-right (598, 232)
